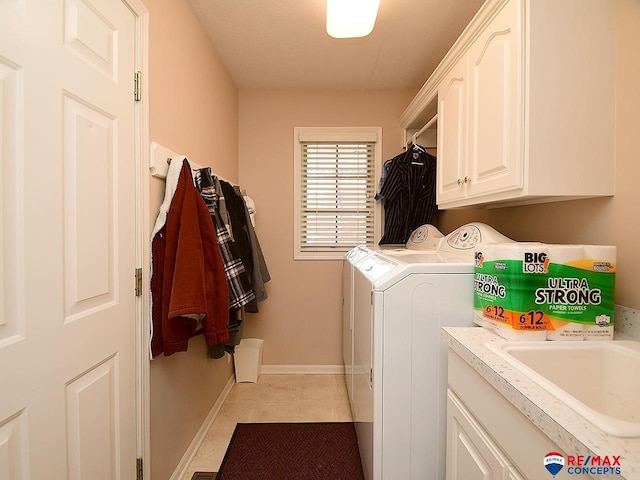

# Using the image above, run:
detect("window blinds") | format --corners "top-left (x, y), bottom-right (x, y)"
top-left (299, 142), bottom-right (375, 253)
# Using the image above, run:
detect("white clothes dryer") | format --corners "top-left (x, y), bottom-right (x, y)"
top-left (343, 223), bottom-right (513, 480)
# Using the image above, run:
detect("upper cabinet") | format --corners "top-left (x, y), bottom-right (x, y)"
top-left (401, 0), bottom-right (615, 209)
top-left (437, 53), bottom-right (469, 203)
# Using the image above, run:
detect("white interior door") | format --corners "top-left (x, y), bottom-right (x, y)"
top-left (0, 0), bottom-right (138, 478)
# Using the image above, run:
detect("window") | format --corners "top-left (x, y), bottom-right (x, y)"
top-left (294, 127), bottom-right (381, 260)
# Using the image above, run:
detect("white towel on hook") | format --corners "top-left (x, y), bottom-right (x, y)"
top-left (244, 195), bottom-right (256, 227)
top-left (152, 155), bottom-right (189, 238)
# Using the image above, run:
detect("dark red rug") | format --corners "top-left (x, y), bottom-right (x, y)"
top-left (192, 474), bottom-right (216, 480)
top-left (215, 422), bottom-right (365, 480)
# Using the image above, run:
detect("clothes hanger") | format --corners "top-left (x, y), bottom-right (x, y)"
top-left (407, 133), bottom-right (426, 165)
top-left (411, 132), bottom-right (425, 153)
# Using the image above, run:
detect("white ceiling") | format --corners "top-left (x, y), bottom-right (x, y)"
top-left (187, 0), bottom-right (485, 90)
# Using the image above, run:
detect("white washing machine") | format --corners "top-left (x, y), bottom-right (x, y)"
top-left (343, 223), bottom-right (513, 480)
top-left (343, 245), bottom-right (376, 404)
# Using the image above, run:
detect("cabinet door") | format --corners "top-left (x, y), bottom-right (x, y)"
top-left (437, 55), bottom-right (469, 204)
top-left (446, 390), bottom-right (516, 480)
top-left (466, 0), bottom-right (523, 198)
top-left (507, 466), bottom-right (526, 480)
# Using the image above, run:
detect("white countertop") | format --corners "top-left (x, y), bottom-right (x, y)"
top-left (441, 326), bottom-right (640, 480)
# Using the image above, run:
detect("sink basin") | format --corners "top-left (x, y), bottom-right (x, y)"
top-left (485, 340), bottom-right (640, 437)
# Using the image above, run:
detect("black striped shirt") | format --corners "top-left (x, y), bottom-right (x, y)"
top-left (378, 149), bottom-right (437, 245)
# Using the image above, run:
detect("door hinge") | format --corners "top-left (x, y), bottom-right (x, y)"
top-left (136, 457), bottom-right (143, 480)
top-left (370, 291), bottom-right (374, 305)
top-left (134, 71), bottom-right (142, 101)
top-left (135, 268), bottom-right (143, 296)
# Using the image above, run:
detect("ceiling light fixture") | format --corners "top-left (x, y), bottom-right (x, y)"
top-left (326, 0), bottom-right (381, 39)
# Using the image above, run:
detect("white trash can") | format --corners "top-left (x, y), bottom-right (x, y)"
top-left (233, 338), bottom-right (264, 383)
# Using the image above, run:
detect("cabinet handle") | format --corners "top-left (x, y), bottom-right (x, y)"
top-left (464, 176), bottom-right (471, 184)
top-left (457, 178), bottom-right (463, 186)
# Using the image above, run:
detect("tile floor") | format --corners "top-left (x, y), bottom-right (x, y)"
top-left (181, 374), bottom-right (353, 480)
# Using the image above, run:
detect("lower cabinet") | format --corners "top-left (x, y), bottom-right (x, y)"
top-left (446, 350), bottom-right (593, 480)
top-left (447, 390), bottom-right (525, 480)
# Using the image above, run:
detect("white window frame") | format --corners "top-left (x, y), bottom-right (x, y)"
top-left (293, 126), bottom-right (382, 260)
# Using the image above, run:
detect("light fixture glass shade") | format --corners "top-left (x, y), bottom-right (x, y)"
top-left (326, 0), bottom-right (381, 39)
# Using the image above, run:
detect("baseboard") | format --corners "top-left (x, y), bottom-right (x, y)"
top-left (170, 374), bottom-right (235, 480)
top-left (260, 364), bottom-right (345, 375)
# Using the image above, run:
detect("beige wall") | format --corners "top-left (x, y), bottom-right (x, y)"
top-left (437, 0), bottom-right (640, 310)
top-left (144, 0), bottom-right (239, 478)
top-left (238, 90), bottom-right (416, 366)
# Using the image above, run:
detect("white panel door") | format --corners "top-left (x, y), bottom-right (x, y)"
top-left (0, 0), bottom-right (137, 478)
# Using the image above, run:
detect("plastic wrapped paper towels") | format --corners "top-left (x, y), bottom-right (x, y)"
top-left (473, 243), bottom-right (616, 341)
top-left (473, 243), bottom-right (549, 341)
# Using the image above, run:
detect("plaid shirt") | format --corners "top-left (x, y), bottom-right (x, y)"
top-left (195, 168), bottom-right (255, 310)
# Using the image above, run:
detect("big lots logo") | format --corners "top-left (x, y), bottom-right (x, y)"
top-left (474, 251), bottom-right (483, 268)
top-left (523, 251), bottom-right (549, 273)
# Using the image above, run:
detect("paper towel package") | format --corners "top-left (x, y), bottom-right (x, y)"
top-left (474, 243), bottom-right (548, 340)
top-left (544, 245), bottom-right (586, 340)
top-left (545, 244), bottom-right (616, 340)
top-left (473, 242), bottom-right (616, 341)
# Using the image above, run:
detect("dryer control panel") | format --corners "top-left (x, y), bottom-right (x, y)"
top-left (445, 224), bottom-right (483, 250)
top-left (356, 253), bottom-right (397, 282)
top-left (406, 224), bottom-right (444, 251)
top-left (405, 223), bottom-right (514, 255)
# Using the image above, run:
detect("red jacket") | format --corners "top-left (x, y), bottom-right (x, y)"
top-left (151, 160), bottom-right (229, 357)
